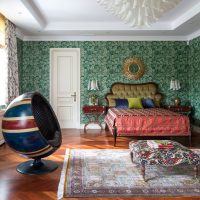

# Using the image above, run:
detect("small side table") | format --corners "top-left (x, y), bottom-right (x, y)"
top-left (165, 105), bottom-right (191, 116)
top-left (82, 105), bottom-right (105, 131)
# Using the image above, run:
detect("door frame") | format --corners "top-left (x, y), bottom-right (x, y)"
top-left (49, 48), bottom-right (80, 128)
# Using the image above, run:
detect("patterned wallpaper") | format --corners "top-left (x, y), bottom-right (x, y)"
top-left (17, 40), bottom-right (190, 123)
top-left (17, 38), bottom-right (23, 94)
top-left (189, 36), bottom-right (200, 124)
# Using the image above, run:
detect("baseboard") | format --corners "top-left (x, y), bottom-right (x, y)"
top-left (0, 140), bottom-right (5, 146)
top-left (191, 124), bottom-right (200, 134)
top-left (80, 123), bottom-right (106, 129)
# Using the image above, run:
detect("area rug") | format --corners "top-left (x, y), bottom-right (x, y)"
top-left (57, 149), bottom-right (200, 199)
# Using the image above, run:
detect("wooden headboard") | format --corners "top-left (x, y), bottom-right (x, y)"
top-left (105, 82), bottom-right (163, 107)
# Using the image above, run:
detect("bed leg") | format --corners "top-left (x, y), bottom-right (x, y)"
top-left (113, 126), bottom-right (117, 147)
top-left (189, 135), bottom-right (192, 147)
top-left (105, 123), bottom-right (109, 131)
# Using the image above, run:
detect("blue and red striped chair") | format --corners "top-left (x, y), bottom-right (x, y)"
top-left (2, 92), bottom-right (62, 174)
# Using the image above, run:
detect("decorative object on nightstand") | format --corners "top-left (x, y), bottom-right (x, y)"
top-left (166, 105), bottom-right (191, 116)
top-left (170, 79), bottom-right (181, 106)
top-left (88, 80), bottom-right (99, 105)
top-left (82, 105), bottom-right (105, 131)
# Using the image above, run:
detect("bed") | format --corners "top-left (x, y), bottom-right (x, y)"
top-left (104, 82), bottom-right (191, 146)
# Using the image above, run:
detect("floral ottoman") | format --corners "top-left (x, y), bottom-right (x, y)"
top-left (129, 140), bottom-right (200, 181)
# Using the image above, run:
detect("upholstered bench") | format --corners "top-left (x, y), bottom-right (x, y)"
top-left (129, 140), bottom-right (200, 181)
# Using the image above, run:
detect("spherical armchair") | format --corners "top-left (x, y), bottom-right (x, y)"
top-left (2, 92), bottom-right (62, 175)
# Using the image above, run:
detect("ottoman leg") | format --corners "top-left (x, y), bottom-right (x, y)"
top-left (194, 165), bottom-right (198, 178)
top-left (141, 163), bottom-right (146, 182)
top-left (130, 151), bottom-right (133, 162)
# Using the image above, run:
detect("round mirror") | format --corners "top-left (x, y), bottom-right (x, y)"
top-left (123, 58), bottom-right (145, 80)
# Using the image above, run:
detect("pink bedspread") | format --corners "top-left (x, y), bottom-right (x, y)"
top-left (105, 108), bottom-right (190, 136)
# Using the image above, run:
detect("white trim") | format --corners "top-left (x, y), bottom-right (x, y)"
top-left (16, 28), bottom-right (25, 40)
top-left (80, 123), bottom-right (106, 130)
top-left (172, 1), bottom-right (200, 30)
top-left (21, 0), bottom-right (46, 28)
top-left (187, 28), bottom-right (200, 41)
top-left (22, 35), bottom-right (188, 41)
top-left (45, 21), bottom-right (172, 31)
top-left (49, 48), bottom-right (81, 129)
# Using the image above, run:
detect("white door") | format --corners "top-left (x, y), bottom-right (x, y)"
top-left (50, 48), bottom-right (80, 128)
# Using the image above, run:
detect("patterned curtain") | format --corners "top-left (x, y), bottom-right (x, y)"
top-left (5, 19), bottom-right (19, 103)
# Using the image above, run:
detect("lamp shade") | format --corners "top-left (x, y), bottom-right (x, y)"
top-left (88, 80), bottom-right (99, 90)
top-left (170, 80), bottom-right (181, 90)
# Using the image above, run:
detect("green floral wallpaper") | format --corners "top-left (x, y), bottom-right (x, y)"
top-left (189, 36), bottom-right (200, 124)
top-left (17, 40), bottom-right (190, 123)
top-left (17, 38), bottom-right (23, 94)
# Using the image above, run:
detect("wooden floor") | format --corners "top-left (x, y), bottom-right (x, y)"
top-left (0, 129), bottom-right (200, 200)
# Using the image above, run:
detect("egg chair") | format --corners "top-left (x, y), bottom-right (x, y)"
top-left (2, 92), bottom-right (62, 175)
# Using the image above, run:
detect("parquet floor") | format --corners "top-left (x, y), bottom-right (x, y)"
top-left (0, 129), bottom-right (200, 200)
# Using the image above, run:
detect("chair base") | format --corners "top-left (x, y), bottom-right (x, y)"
top-left (16, 158), bottom-right (58, 175)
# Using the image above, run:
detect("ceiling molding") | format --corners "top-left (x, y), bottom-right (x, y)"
top-left (2, 0), bottom-right (199, 42)
top-left (187, 28), bottom-right (200, 41)
top-left (20, 0), bottom-right (46, 28)
top-left (16, 28), bottom-right (25, 40)
top-left (22, 35), bottom-right (188, 42)
top-left (45, 22), bottom-right (172, 31)
top-left (172, 1), bottom-right (200, 29)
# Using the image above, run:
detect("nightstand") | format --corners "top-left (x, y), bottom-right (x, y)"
top-left (82, 105), bottom-right (106, 131)
top-left (166, 105), bottom-right (192, 116)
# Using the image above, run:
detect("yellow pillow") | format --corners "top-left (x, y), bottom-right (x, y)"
top-left (127, 98), bottom-right (143, 109)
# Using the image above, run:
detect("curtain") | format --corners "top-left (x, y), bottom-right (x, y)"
top-left (0, 14), bottom-right (5, 47)
top-left (5, 19), bottom-right (19, 103)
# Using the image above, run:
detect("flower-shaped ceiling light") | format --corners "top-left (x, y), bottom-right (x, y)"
top-left (97, 0), bottom-right (181, 27)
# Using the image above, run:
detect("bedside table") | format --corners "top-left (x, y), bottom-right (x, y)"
top-left (166, 105), bottom-right (192, 116)
top-left (82, 105), bottom-right (106, 131)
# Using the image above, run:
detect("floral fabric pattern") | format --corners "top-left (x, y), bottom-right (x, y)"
top-left (129, 140), bottom-right (200, 166)
top-left (5, 20), bottom-right (19, 103)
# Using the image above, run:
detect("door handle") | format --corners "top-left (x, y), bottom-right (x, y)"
top-left (71, 92), bottom-right (76, 102)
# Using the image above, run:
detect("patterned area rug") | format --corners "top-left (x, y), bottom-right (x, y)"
top-left (57, 149), bottom-right (200, 199)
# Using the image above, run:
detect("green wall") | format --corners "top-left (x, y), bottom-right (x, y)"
top-left (189, 36), bottom-right (200, 124)
top-left (17, 40), bottom-right (190, 123)
top-left (17, 38), bottom-right (23, 94)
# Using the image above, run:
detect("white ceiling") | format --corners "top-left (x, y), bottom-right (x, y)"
top-left (1, 0), bottom-right (200, 41)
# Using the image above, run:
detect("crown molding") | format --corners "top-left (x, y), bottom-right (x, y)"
top-left (45, 22), bottom-right (172, 31)
top-left (172, 1), bottom-right (200, 29)
top-left (22, 35), bottom-right (188, 42)
top-left (16, 28), bottom-right (25, 40)
top-left (21, 0), bottom-right (46, 28)
top-left (187, 28), bottom-right (200, 41)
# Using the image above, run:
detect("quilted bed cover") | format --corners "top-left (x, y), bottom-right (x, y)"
top-left (105, 108), bottom-right (190, 136)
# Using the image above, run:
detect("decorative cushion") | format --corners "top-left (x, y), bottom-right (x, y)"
top-left (115, 99), bottom-right (128, 108)
top-left (142, 98), bottom-right (155, 108)
top-left (127, 98), bottom-right (143, 109)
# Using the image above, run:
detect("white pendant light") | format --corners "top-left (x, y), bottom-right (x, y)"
top-left (97, 0), bottom-right (181, 27)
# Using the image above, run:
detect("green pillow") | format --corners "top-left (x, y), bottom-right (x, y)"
top-left (127, 98), bottom-right (143, 109)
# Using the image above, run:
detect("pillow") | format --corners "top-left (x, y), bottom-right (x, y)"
top-left (142, 98), bottom-right (155, 108)
top-left (127, 98), bottom-right (143, 109)
top-left (115, 99), bottom-right (128, 108)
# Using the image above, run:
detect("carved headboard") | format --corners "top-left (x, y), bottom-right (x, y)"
top-left (105, 82), bottom-right (163, 107)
